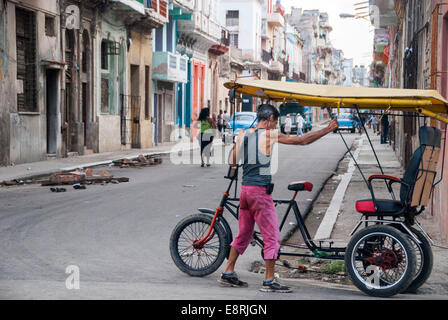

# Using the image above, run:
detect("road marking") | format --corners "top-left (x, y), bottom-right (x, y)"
top-left (313, 137), bottom-right (364, 241)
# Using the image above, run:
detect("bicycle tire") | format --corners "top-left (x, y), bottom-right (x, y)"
top-left (403, 227), bottom-right (433, 293)
top-left (345, 225), bottom-right (416, 298)
top-left (169, 214), bottom-right (229, 277)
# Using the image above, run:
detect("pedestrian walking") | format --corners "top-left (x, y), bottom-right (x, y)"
top-left (371, 115), bottom-right (379, 134)
top-left (223, 110), bottom-right (230, 129)
top-left (218, 104), bottom-right (338, 293)
top-left (296, 113), bottom-right (304, 136)
top-left (284, 114), bottom-right (292, 137)
top-left (381, 114), bottom-right (390, 144)
top-left (217, 110), bottom-right (224, 135)
top-left (194, 108), bottom-right (216, 167)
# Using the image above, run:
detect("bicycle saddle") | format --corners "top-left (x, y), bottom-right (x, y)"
top-left (288, 181), bottom-right (313, 192)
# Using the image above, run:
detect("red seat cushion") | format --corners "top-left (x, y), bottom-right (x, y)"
top-left (356, 200), bottom-right (376, 213)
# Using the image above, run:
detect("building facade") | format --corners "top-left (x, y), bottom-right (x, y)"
top-left (369, 0), bottom-right (448, 239)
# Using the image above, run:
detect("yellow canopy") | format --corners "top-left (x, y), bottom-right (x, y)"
top-left (224, 80), bottom-right (448, 124)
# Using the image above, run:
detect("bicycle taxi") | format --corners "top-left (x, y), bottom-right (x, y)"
top-left (170, 80), bottom-right (448, 297)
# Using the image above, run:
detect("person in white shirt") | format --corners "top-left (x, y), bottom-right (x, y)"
top-left (296, 113), bottom-right (305, 136)
top-left (284, 114), bottom-right (292, 137)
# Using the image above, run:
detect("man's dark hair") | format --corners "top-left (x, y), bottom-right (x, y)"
top-left (198, 108), bottom-right (210, 121)
top-left (257, 104), bottom-right (280, 121)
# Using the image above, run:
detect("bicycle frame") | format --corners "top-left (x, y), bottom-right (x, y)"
top-left (193, 169), bottom-right (346, 260)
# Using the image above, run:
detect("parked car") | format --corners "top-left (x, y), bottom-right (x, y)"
top-left (223, 112), bottom-right (258, 143)
top-left (334, 113), bottom-right (356, 133)
top-left (304, 114), bottom-right (313, 133)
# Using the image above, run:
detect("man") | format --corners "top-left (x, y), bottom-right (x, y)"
top-left (296, 113), bottom-right (304, 136)
top-left (218, 104), bottom-right (338, 293)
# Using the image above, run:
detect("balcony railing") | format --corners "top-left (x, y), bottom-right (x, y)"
top-left (267, 12), bottom-right (284, 27)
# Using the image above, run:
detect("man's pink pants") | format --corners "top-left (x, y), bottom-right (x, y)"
top-left (230, 185), bottom-right (281, 260)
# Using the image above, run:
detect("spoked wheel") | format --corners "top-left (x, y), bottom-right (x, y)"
top-left (345, 225), bottom-right (416, 297)
top-left (169, 214), bottom-right (229, 277)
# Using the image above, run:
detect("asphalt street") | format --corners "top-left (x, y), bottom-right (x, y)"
top-left (1, 131), bottom-right (407, 300)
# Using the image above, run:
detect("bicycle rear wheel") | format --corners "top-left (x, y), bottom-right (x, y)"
top-left (345, 225), bottom-right (416, 297)
top-left (170, 214), bottom-right (229, 277)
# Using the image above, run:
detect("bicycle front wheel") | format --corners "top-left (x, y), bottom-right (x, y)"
top-left (169, 214), bottom-right (229, 277)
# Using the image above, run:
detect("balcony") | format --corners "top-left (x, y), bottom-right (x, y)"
top-left (110, 0), bottom-right (146, 15)
top-left (172, 0), bottom-right (194, 12)
top-left (267, 12), bottom-right (284, 27)
top-left (146, 0), bottom-right (169, 27)
top-left (152, 51), bottom-right (188, 83)
top-left (177, 12), bottom-right (222, 49)
top-left (209, 29), bottom-right (230, 56)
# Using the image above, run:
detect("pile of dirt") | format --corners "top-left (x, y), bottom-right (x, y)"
top-left (250, 257), bottom-right (352, 286)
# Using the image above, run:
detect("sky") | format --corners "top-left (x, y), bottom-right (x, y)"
top-left (281, 0), bottom-right (374, 67)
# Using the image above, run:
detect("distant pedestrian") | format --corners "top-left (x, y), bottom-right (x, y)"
top-left (284, 114), bottom-right (292, 137)
top-left (218, 110), bottom-right (224, 135)
top-left (296, 113), bottom-right (304, 136)
top-left (371, 115), bottom-right (379, 134)
top-left (195, 108), bottom-right (216, 167)
top-left (381, 114), bottom-right (389, 144)
top-left (223, 110), bottom-right (230, 129)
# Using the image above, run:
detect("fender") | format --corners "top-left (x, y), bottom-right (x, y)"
top-left (198, 208), bottom-right (233, 258)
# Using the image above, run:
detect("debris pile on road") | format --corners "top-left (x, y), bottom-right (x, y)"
top-left (112, 154), bottom-right (163, 168)
top-left (41, 168), bottom-right (130, 186)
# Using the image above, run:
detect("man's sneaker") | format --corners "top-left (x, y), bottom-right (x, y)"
top-left (218, 273), bottom-right (248, 288)
top-left (260, 277), bottom-right (292, 293)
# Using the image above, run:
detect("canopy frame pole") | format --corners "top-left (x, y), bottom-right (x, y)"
top-left (355, 106), bottom-right (396, 200)
top-left (327, 106), bottom-right (370, 190)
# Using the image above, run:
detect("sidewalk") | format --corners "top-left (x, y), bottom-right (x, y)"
top-left (325, 130), bottom-right (448, 295)
top-left (0, 140), bottom-right (203, 183)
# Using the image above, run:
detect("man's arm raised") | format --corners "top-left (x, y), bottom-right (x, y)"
top-left (278, 118), bottom-right (338, 146)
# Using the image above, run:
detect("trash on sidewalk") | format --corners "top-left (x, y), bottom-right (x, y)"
top-left (73, 183), bottom-right (87, 190)
top-left (112, 154), bottom-right (163, 168)
top-left (1, 179), bottom-right (25, 186)
top-left (50, 187), bottom-right (67, 193)
top-left (41, 168), bottom-right (129, 186)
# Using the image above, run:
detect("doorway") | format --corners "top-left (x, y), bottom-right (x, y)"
top-left (46, 69), bottom-right (59, 155)
top-left (130, 65), bottom-right (141, 148)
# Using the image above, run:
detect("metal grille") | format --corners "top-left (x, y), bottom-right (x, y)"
top-left (16, 8), bottom-right (37, 112)
top-left (120, 94), bottom-right (141, 146)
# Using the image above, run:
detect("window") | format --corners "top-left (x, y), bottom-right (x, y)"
top-left (16, 8), bottom-right (37, 112)
top-left (101, 41), bottom-right (109, 70)
top-left (230, 33), bottom-right (239, 48)
top-left (45, 16), bottom-right (56, 37)
top-left (226, 10), bottom-right (239, 27)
